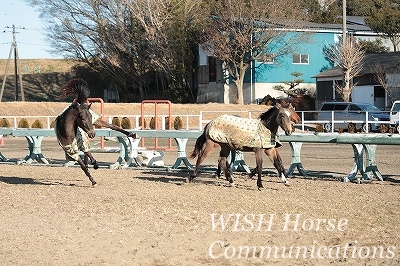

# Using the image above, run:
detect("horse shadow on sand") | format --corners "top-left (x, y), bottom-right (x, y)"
top-left (0, 175), bottom-right (86, 187)
top-left (0, 175), bottom-right (57, 186)
top-left (136, 169), bottom-right (279, 191)
top-left (137, 167), bottom-right (400, 189)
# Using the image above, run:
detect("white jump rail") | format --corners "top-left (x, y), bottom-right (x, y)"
top-left (2, 109), bottom-right (397, 133)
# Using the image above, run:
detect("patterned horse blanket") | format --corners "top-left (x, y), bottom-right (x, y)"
top-left (55, 108), bottom-right (100, 161)
top-left (206, 114), bottom-right (281, 150)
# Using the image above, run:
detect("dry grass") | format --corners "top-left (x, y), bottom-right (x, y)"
top-left (0, 59), bottom-right (79, 74)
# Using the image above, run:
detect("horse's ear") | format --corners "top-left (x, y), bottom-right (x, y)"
top-left (88, 103), bottom-right (92, 109)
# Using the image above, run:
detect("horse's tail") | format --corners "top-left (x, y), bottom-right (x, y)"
top-left (189, 123), bottom-right (210, 159)
top-left (60, 79), bottom-right (90, 104)
top-left (189, 133), bottom-right (206, 159)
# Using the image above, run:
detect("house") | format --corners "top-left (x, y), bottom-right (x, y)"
top-left (314, 52), bottom-right (400, 110)
top-left (196, 17), bottom-right (392, 105)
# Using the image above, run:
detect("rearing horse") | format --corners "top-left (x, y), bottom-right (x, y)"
top-left (189, 103), bottom-right (300, 189)
top-left (55, 78), bottom-right (137, 186)
top-left (55, 102), bottom-right (98, 186)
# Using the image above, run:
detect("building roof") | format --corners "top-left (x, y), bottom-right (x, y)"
top-left (261, 16), bottom-right (374, 35)
top-left (314, 51), bottom-right (400, 78)
top-left (296, 16), bottom-right (374, 34)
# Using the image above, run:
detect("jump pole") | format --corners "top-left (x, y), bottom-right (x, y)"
top-left (140, 100), bottom-right (173, 150)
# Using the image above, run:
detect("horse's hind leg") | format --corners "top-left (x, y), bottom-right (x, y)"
top-left (190, 140), bottom-right (217, 181)
top-left (265, 148), bottom-right (289, 186)
top-left (76, 158), bottom-right (97, 186)
top-left (84, 151), bottom-right (99, 170)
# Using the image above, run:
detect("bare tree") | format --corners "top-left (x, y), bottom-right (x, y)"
top-left (324, 36), bottom-right (365, 102)
top-left (371, 63), bottom-right (400, 105)
top-left (29, 0), bottom-right (150, 100)
top-left (125, 0), bottom-right (209, 101)
top-left (29, 0), bottom-right (206, 102)
top-left (201, 0), bottom-right (310, 104)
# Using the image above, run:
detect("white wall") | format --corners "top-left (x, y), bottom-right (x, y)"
top-left (352, 86), bottom-right (374, 104)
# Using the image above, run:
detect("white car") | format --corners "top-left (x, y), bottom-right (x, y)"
top-left (390, 100), bottom-right (400, 132)
top-left (317, 102), bottom-right (390, 132)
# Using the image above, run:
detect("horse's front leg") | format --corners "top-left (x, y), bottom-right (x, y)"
top-left (84, 151), bottom-right (99, 170)
top-left (76, 157), bottom-right (97, 186)
top-left (254, 149), bottom-right (264, 189)
top-left (265, 148), bottom-right (289, 186)
top-left (219, 145), bottom-right (234, 186)
top-left (216, 160), bottom-right (230, 178)
top-left (218, 156), bottom-right (234, 186)
top-left (83, 153), bottom-right (89, 168)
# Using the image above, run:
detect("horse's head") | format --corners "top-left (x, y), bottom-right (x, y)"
top-left (277, 100), bottom-right (301, 124)
top-left (75, 103), bottom-right (95, 138)
top-left (276, 108), bottom-right (293, 136)
top-left (276, 103), bottom-right (300, 136)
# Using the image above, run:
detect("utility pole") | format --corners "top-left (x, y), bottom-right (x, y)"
top-left (342, 0), bottom-right (346, 45)
top-left (0, 24), bottom-right (25, 102)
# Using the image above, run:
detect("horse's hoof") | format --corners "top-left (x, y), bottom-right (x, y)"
top-left (91, 182), bottom-right (97, 187)
top-left (283, 182), bottom-right (290, 187)
top-left (229, 182), bottom-right (235, 187)
top-left (93, 161), bottom-right (99, 170)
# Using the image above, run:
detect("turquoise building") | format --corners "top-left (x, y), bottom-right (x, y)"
top-left (197, 17), bottom-right (387, 104)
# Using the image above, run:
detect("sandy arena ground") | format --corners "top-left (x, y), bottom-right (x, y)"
top-left (0, 102), bottom-right (399, 265)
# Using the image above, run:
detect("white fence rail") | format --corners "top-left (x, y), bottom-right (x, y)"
top-left (0, 110), bottom-right (398, 133)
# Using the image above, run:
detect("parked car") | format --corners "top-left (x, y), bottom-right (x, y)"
top-left (390, 100), bottom-right (400, 132)
top-left (317, 102), bottom-right (390, 132)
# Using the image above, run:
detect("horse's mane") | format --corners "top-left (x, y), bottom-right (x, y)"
top-left (259, 106), bottom-right (279, 121)
top-left (61, 79), bottom-right (90, 104)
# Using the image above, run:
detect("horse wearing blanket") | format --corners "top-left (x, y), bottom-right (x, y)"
top-left (55, 79), bottom-right (136, 186)
top-left (189, 102), bottom-right (300, 189)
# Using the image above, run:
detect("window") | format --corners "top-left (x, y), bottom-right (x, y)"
top-left (334, 104), bottom-right (347, 111)
top-left (208, 57), bottom-right (216, 82)
top-left (348, 104), bottom-right (362, 112)
top-left (292, 54), bottom-right (309, 64)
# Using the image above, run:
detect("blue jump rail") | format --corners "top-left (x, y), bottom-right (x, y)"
top-left (1, 128), bottom-right (400, 183)
top-left (280, 132), bottom-right (400, 182)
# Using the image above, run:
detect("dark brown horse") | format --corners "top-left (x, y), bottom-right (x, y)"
top-left (56, 78), bottom-right (137, 186)
top-left (55, 102), bottom-right (98, 186)
top-left (61, 79), bottom-right (136, 138)
top-left (189, 103), bottom-right (300, 189)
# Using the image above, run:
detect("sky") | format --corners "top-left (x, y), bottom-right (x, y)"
top-left (0, 0), bottom-right (61, 59)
